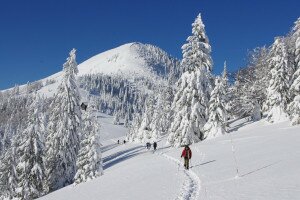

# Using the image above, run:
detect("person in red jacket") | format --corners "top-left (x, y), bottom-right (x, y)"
top-left (181, 145), bottom-right (192, 170)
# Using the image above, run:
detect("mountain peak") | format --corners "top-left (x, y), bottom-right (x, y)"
top-left (77, 42), bottom-right (179, 78)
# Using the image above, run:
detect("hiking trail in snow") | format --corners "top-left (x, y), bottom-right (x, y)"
top-left (157, 152), bottom-right (201, 200)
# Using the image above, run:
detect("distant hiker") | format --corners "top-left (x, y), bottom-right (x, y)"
top-left (117, 140), bottom-right (120, 144)
top-left (153, 142), bottom-right (157, 151)
top-left (146, 142), bottom-right (151, 150)
top-left (123, 140), bottom-right (126, 144)
top-left (181, 145), bottom-right (192, 170)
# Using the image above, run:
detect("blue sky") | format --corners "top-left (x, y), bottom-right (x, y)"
top-left (0, 0), bottom-right (299, 89)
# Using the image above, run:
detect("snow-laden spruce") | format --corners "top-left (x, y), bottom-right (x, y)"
top-left (113, 111), bottom-right (121, 125)
top-left (136, 96), bottom-right (156, 142)
top-left (288, 18), bottom-right (300, 125)
top-left (0, 141), bottom-right (18, 199)
top-left (127, 112), bottom-right (142, 142)
top-left (149, 84), bottom-right (173, 138)
top-left (74, 106), bottom-right (102, 185)
top-left (15, 96), bottom-right (46, 199)
top-left (204, 69), bottom-right (228, 139)
top-left (44, 49), bottom-right (82, 192)
top-left (168, 14), bottom-right (213, 147)
top-left (265, 38), bottom-right (290, 122)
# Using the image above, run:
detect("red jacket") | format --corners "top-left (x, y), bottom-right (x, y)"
top-left (181, 148), bottom-right (192, 159)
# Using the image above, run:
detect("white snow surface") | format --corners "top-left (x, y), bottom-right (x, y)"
top-left (39, 115), bottom-right (300, 200)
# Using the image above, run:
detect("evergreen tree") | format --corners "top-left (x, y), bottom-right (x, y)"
top-left (203, 76), bottom-right (227, 139)
top-left (168, 13), bottom-right (213, 147)
top-left (127, 112), bottom-right (142, 142)
top-left (74, 107), bottom-right (102, 184)
top-left (0, 146), bottom-right (18, 199)
top-left (150, 84), bottom-right (173, 137)
top-left (15, 96), bottom-right (45, 199)
top-left (44, 49), bottom-right (82, 191)
top-left (288, 18), bottom-right (300, 124)
top-left (113, 111), bottom-right (120, 125)
top-left (137, 96), bottom-right (156, 142)
top-left (266, 38), bottom-right (289, 122)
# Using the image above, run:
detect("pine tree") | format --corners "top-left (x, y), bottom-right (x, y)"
top-left (222, 61), bottom-right (231, 115)
top-left (15, 96), bottom-right (45, 199)
top-left (44, 49), bottom-right (82, 191)
top-left (74, 107), bottom-right (102, 184)
top-left (150, 84), bottom-right (173, 137)
top-left (136, 96), bottom-right (156, 142)
top-left (0, 136), bottom-right (18, 199)
top-left (203, 76), bottom-right (227, 139)
top-left (168, 13), bottom-right (213, 147)
top-left (288, 18), bottom-right (300, 124)
top-left (113, 111), bottom-right (120, 125)
top-left (266, 38), bottom-right (290, 122)
top-left (126, 112), bottom-right (142, 142)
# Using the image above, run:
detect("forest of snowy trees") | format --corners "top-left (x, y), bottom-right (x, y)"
top-left (0, 12), bottom-right (300, 200)
top-left (0, 49), bottom-right (103, 199)
top-left (127, 15), bottom-right (300, 147)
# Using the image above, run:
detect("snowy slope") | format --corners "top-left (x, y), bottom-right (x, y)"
top-left (39, 117), bottom-right (300, 200)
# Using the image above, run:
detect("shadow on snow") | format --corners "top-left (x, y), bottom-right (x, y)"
top-left (190, 160), bottom-right (217, 168)
top-left (240, 161), bottom-right (281, 177)
top-left (101, 143), bottom-right (119, 153)
top-left (103, 146), bottom-right (145, 170)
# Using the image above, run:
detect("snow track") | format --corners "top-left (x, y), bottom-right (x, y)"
top-left (158, 153), bottom-right (201, 200)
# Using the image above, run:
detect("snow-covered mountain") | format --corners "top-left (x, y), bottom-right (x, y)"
top-left (5, 42), bottom-right (179, 97)
top-left (78, 42), bottom-right (179, 78)
top-left (2, 42), bottom-right (180, 95)
top-left (1, 42), bottom-right (180, 118)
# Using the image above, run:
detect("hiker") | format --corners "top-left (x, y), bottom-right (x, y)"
top-left (123, 140), bottom-right (126, 144)
top-left (146, 142), bottom-right (151, 150)
top-left (117, 140), bottom-right (119, 144)
top-left (181, 145), bottom-right (192, 170)
top-left (153, 142), bottom-right (157, 151)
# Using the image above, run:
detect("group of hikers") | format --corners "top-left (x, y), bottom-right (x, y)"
top-left (117, 139), bottom-right (126, 144)
top-left (146, 141), bottom-right (157, 151)
top-left (145, 142), bottom-right (192, 170)
top-left (117, 139), bottom-right (192, 170)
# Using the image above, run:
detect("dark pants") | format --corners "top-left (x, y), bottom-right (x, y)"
top-left (184, 158), bottom-right (189, 169)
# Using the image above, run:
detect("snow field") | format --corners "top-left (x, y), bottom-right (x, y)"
top-left (163, 119), bottom-right (300, 200)
top-left (39, 114), bottom-right (300, 200)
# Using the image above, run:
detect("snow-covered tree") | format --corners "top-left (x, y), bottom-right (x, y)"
top-left (181, 14), bottom-right (213, 73)
top-left (266, 38), bottom-right (290, 122)
top-left (0, 145), bottom-right (18, 199)
top-left (203, 76), bottom-right (227, 139)
top-left (127, 112), bottom-right (142, 142)
top-left (168, 13), bottom-right (213, 147)
top-left (288, 18), bottom-right (300, 124)
top-left (136, 96), bottom-right (156, 142)
top-left (113, 111), bottom-right (121, 125)
top-left (150, 84), bottom-right (173, 137)
top-left (44, 49), bottom-right (82, 191)
top-left (74, 107), bottom-right (102, 184)
top-left (15, 96), bottom-right (45, 199)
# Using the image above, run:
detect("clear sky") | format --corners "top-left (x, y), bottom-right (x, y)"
top-left (0, 0), bottom-right (299, 89)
